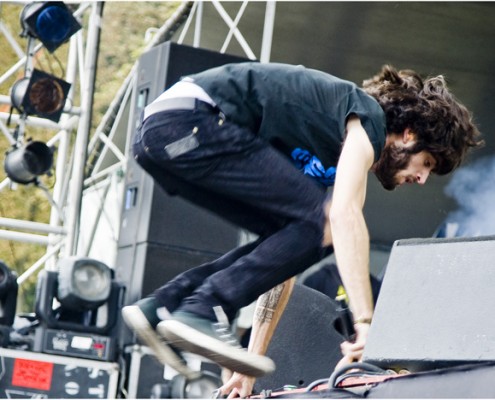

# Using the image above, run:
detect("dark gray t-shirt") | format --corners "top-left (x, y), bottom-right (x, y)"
top-left (190, 62), bottom-right (386, 170)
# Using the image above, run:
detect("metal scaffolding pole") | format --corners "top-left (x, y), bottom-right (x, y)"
top-left (260, 1), bottom-right (276, 63)
top-left (64, 2), bottom-right (104, 256)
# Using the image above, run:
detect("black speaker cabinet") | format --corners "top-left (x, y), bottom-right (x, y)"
top-left (363, 235), bottom-right (495, 372)
top-left (116, 42), bottom-right (248, 308)
top-left (254, 284), bottom-right (345, 393)
top-left (117, 242), bottom-right (225, 300)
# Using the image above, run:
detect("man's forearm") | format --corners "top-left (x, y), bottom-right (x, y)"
top-left (331, 209), bottom-right (374, 322)
top-left (248, 277), bottom-right (296, 355)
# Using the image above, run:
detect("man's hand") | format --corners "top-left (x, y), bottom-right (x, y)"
top-left (335, 322), bottom-right (371, 370)
top-left (215, 279), bottom-right (296, 398)
top-left (217, 372), bottom-right (256, 398)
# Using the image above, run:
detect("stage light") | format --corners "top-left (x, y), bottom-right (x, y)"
top-left (35, 256), bottom-right (124, 338)
top-left (20, 1), bottom-right (81, 53)
top-left (0, 262), bottom-right (18, 348)
top-left (57, 257), bottom-right (112, 312)
top-left (0, 261), bottom-right (18, 327)
top-left (11, 69), bottom-right (71, 122)
top-left (34, 258), bottom-right (124, 360)
top-left (4, 140), bottom-right (54, 184)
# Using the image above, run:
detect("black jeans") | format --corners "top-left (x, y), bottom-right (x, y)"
top-left (132, 105), bottom-right (332, 322)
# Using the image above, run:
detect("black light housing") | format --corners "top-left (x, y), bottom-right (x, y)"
top-left (35, 257), bottom-right (124, 335)
top-left (20, 1), bottom-right (81, 53)
top-left (11, 69), bottom-right (71, 122)
top-left (0, 261), bottom-right (18, 327)
top-left (4, 140), bottom-right (54, 184)
top-left (57, 257), bottom-right (112, 312)
top-left (34, 258), bottom-right (125, 361)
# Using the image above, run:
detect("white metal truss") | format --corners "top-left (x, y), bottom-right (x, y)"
top-left (0, 1), bottom-right (276, 294)
top-left (0, 2), bottom-right (100, 273)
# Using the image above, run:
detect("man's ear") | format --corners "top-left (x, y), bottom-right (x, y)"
top-left (403, 128), bottom-right (416, 144)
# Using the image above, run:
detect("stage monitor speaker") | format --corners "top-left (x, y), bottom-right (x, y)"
top-left (363, 235), bottom-right (495, 373)
top-left (254, 284), bottom-right (345, 393)
top-left (116, 42), bottom-right (249, 308)
top-left (366, 362), bottom-right (495, 398)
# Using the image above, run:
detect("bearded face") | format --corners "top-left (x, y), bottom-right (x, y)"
top-left (373, 143), bottom-right (423, 191)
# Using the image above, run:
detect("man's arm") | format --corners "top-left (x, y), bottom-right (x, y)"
top-left (249, 277), bottom-right (296, 354)
top-left (219, 278), bottom-right (296, 398)
top-left (329, 115), bottom-right (375, 364)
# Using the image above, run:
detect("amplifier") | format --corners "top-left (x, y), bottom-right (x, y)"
top-left (0, 347), bottom-right (119, 398)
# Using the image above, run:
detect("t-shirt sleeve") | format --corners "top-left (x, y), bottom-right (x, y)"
top-left (345, 88), bottom-right (386, 163)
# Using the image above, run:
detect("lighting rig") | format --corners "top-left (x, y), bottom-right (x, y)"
top-left (1, 4), bottom-right (227, 398)
top-left (0, 4), bottom-right (126, 398)
top-left (5, 2), bottom-right (81, 186)
top-left (19, 1), bottom-right (81, 54)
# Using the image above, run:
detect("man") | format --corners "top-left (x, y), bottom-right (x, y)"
top-left (122, 62), bottom-right (482, 395)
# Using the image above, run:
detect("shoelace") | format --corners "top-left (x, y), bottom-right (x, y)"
top-left (213, 306), bottom-right (242, 348)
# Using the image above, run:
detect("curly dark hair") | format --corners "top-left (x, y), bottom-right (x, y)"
top-left (362, 65), bottom-right (483, 174)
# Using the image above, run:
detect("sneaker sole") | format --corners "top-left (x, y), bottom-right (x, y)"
top-left (158, 319), bottom-right (275, 377)
top-left (121, 305), bottom-right (200, 379)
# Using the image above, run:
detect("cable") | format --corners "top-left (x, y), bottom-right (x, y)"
top-left (305, 378), bottom-right (329, 392)
top-left (328, 362), bottom-right (388, 388)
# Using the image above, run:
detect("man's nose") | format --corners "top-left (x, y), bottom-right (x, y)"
top-left (416, 170), bottom-right (430, 185)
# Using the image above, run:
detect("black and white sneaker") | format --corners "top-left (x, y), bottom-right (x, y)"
top-left (158, 309), bottom-right (275, 377)
top-left (122, 298), bottom-right (200, 379)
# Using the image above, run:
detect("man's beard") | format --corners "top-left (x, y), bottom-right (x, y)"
top-left (373, 143), bottom-right (422, 191)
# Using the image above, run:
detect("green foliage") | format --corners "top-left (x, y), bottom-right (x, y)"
top-left (0, 1), bottom-right (180, 312)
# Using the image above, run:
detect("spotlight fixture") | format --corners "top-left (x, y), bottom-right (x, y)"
top-left (11, 69), bottom-right (71, 122)
top-left (57, 257), bottom-right (112, 312)
top-left (0, 261), bottom-right (18, 348)
top-left (34, 257), bottom-right (124, 361)
top-left (0, 261), bottom-right (18, 327)
top-left (20, 1), bottom-right (81, 53)
top-left (35, 257), bottom-right (124, 335)
top-left (4, 140), bottom-right (54, 184)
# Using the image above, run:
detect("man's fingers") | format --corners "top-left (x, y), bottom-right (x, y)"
top-left (218, 384), bottom-right (234, 397)
top-left (218, 382), bottom-right (246, 399)
top-left (335, 354), bottom-right (355, 370)
top-left (226, 388), bottom-right (240, 399)
top-left (341, 340), bottom-right (365, 354)
top-left (338, 340), bottom-right (364, 369)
